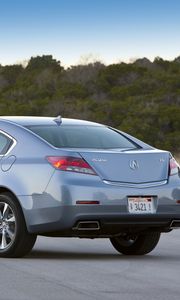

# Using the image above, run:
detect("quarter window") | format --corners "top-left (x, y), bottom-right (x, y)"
top-left (0, 133), bottom-right (13, 155)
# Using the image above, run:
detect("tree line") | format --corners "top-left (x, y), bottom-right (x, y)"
top-left (0, 55), bottom-right (180, 154)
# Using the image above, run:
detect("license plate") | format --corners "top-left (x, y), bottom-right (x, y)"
top-left (128, 197), bottom-right (154, 214)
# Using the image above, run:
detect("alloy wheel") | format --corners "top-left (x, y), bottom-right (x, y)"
top-left (0, 202), bottom-right (16, 250)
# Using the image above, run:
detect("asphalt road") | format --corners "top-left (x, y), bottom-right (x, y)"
top-left (0, 231), bottom-right (180, 300)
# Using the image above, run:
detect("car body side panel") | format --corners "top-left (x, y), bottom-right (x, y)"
top-left (0, 121), bottom-right (78, 195)
top-left (0, 121), bottom-right (55, 195)
top-left (0, 160), bottom-right (55, 195)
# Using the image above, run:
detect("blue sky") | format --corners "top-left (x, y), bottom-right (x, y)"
top-left (0, 0), bottom-right (180, 66)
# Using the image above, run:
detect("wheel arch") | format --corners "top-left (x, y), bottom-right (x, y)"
top-left (0, 186), bottom-right (28, 229)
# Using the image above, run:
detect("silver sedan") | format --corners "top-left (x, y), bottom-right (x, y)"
top-left (0, 116), bottom-right (180, 257)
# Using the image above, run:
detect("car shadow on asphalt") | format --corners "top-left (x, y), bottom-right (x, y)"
top-left (26, 249), bottom-right (180, 261)
top-left (27, 250), bottom-right (124, 260)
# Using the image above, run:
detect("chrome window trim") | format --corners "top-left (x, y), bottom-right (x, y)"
top-left (0, 130), bottom-right (17, 156)
top-left (103, 180), bottom-right (168, 189)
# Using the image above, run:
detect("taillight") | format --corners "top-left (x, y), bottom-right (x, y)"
top-left (46, 156), bottom-right (96, 175)
top-left (169, 157), bottom-right (180, 176)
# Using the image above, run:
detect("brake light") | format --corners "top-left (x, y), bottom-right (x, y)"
top-left (169, 157), bottom-right (180, 176)
top-left (46, 156), bottom-right (96, 175)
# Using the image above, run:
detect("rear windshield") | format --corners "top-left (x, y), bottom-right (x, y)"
top-left (27, 125), bottom-right (137, 149)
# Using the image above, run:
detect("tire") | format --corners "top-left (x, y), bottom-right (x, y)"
top-left (110, 232), bottom-right (161, 255)
top-left (0, 193), bottom-right (37, 258)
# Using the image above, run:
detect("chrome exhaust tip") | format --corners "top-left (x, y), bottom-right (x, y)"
top-left (170, 220), bottom-right (180, 229)
top-left (73, 221), bottom-right (100, 231)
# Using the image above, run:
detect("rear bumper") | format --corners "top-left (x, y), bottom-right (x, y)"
top-left (20, 203), bottom-right (180, 236)
top-left (18, 171), bottom-right (180, 236)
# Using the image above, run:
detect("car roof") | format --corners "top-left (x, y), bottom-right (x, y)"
top-left (0, 116), bottom-right (103, 127)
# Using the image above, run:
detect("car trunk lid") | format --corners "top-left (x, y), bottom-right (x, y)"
top-left (78, 149), bottom-right (169, 183)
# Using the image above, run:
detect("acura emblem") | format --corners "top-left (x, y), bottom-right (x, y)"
top-left (129, 160), bottom-right (139, 170)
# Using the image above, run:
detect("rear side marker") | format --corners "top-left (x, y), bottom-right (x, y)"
top-left (76, 201), bottom-right (100, 205)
